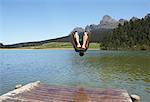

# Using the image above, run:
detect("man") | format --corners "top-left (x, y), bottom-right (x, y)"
top-left (71, 31), bottom-right (90, 56)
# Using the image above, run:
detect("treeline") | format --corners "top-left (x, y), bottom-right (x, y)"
top-left (90, 29), bottom-right (111, 42)
top-left (101, 17), bottom-right (150, 50)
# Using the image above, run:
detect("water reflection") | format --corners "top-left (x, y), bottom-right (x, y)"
top-left (70, 50), bottom-right (150, 101)
top-left (86, 55), bottom-right (150, 82)
top-left (73, 88), bottom-right (89, 102)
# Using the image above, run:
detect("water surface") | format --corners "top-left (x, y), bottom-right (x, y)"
top-left (0, 50), bottom-right (150, 102)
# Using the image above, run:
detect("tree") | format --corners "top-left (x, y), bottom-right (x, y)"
top-left (101, 16), bottom-right (150, 50)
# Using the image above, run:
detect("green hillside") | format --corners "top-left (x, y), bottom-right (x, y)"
top-left (1, 29), bottom-right (111, 48)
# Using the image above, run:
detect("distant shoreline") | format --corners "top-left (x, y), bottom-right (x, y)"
top-left (0, 42), bottom-right (100, 50)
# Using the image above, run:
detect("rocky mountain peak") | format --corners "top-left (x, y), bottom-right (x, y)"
top-left (131, 17), bottom-right (139, 21)
top-left (99, 15), bottom-right (118, 29)
top-left (119, 19), bottom-right (126, 22)
top-left (145, 13), bottom-right (150, 19)
top-left (102, 15), bottom-right (112, 21)
top-left (119, 19), bottom-right (127, 25)
top-left (85, 24), bottom-right (98, 31)
top-left (73, 15), bottom-right (120, 32)
top-left (100, 15), bottom-right (117, 24)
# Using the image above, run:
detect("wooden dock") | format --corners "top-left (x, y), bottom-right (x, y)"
top-left (0, 81), bottom-right (133, 102)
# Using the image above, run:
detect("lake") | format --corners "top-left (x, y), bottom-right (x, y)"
top-left (0, 50), bottom-right (150, 102)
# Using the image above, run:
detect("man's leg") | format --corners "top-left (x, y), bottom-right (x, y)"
top-left (82, 32), bottom-right (88, 49)
top-left (74, 32), bottom-right (81, 48)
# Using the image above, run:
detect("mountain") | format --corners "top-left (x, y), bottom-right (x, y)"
top-left (131, 17), bottom-right (139, 21)
top-left (71, 15), bottom-right (126, 43)
top-left (145, 13), bottom-right (150, 19)
top-left (118, 19), bottom-right (127, 25)
top-left (84, 15), bottom-right (127, 32)
top-left (99, 15), bottom-right (118, 29)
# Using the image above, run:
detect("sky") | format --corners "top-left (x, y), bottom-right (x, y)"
top-left (0, 0), bottom-right (150, 44)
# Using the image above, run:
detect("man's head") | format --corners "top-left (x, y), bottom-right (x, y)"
top-left (79, 52), bottom-right (84, 56)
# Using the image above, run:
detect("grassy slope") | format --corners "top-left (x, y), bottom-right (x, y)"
top-left (6, 42), bottom-right (100, 49)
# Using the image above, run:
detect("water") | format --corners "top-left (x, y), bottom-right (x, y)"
top-left (0, 50), bottom-right (150, 102)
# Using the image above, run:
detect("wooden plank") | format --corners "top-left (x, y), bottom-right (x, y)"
top-left (0, 81), bottom-right (132, 102)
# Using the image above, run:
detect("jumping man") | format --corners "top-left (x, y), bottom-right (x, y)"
top-left (71, 31), bottom-right (90, 56)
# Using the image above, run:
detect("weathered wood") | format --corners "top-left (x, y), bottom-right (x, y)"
top-left (0, 81), bottom-right (132, 102)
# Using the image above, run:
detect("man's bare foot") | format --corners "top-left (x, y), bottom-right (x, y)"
top-left (77, 44), bottom-right (81, 48)
top-left (82, 45), bottom-right (86, 49)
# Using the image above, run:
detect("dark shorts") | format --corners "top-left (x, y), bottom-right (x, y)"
top-left (78, 32), bottom-right (84, 45)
